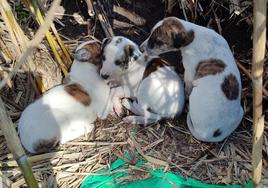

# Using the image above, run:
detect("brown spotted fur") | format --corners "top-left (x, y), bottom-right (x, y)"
top-left (64, 83), bottom-right (91, 106)
top-left (143, 58), bottom-right (179, 79)
top-left (221, 74), bottom-right (239, 100)
top-left (33, 137), bottom-right (59, 153)
top-left (194, 59), bottom-right (226, 79)
top-left (148, 17), bottom-right (194, 49)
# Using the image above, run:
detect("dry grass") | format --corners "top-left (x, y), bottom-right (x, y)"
top-left (0, 0), bottom-right (268, 187)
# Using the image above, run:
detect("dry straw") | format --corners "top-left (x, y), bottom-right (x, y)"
top-left (0, 0), bottom-right (267, 187)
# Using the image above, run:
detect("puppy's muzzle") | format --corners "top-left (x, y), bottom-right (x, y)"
top-left (101, 74), bottom-right (109, 80)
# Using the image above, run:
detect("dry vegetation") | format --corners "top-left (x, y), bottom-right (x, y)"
top-left (0, 0), bottom-right (268, 187)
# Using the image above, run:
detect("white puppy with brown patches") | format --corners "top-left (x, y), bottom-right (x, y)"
top-left (100, 36), bottom-right (185, 124)
top-left (140, 17), bottom-right (243, 142)
top-left (19, 40), bottom-right (117, 154)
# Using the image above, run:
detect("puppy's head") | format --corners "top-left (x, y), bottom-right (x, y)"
top-left (74, 40), bottom-right (102, 66)
top-left (100, 36), bottom-right (142, 84)
top-left (140, 17), bottom-right (194, 56)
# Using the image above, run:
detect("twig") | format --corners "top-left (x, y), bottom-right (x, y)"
top-left (93, 0), bottom-right (114, 37)
top-left (252, 0), bottom-right (266, 187)
top-left (236, 61), bottom-right (268, 97)
top-left (113, 19), bottom-right (134, 29)
top-left (180, 0), bottom-right (188, 21)
top-left (85, 0), bottom-right (95, 17)
top-left (65, 141), bottom-right (128, 146)
top-left (128, 135), bottom-right (168, 167)
top-left (113, 5), bottom-right (146, 26)
top-left (213, 10), bottom-right (222, 35)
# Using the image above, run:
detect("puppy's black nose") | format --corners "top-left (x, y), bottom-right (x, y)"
top-left (101, 74), bottom-right (109, 80)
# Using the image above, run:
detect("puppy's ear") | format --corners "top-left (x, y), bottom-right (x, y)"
top-left (173, 29), bottom-right (194, 48)
top-left (74, 48), bottom-right (91, 62)
top-left (121, 45), bottom-right (136, 69)
top-left (102, 37), bottom-right (112, 48)
top-left (124, 45), bottom-right (135, 58)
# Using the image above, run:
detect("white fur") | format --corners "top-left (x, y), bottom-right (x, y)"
top-left (19, 40), bottom-right (118, 153)
top-left (100, 36), bottom-right (185, 124)
top-left (141, 17), bottom-right (243, 142)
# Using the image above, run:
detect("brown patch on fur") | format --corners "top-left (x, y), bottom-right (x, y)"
top-left (221, 74), bottom-right (239, 100)
top-left (81, 42), bottom-right (102, 65)
top-left (148, 17), bottom-right (194, 49)
top-left (33, 137), bottom-right (59, 153)
top-left (159, 50), bottom-right (183, 74)
top-left (195, 59), bottom-right (226, 79)
top-left (120, 45), bottom-right (135, 69)
top-left (115, 37), bottom-right (123, 45)
top-left (64, 83), bottom-right (91, 106)
top-left (143, 58), bottom-right (179, 79)
top-left (213, 129), bottom-right (222, 137)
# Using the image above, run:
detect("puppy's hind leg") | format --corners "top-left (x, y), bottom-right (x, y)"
top-left (121, 98), bottom-right (144, 116)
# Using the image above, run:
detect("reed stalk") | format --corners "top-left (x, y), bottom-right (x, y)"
top-left (252, 0), bottom-right (266, 187)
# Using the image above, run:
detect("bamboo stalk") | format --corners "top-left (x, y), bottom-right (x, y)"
top-left (252, 0), bottom-right (266, 187)
top-left (0, 98), bottom-right (38, 188)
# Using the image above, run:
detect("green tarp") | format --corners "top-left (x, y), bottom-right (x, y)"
top-left (80, 153), bottom-right (252, 188)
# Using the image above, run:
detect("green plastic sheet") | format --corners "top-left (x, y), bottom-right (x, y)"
top-left (80, 153), bottom-right (253, 188)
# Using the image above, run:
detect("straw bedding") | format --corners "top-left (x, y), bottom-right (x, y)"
top-left (0, 0), bottom-right (268, 187)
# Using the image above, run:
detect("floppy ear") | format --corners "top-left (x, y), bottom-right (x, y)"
top-left (74, 48), bottom-right (91, 62)
top-left (173, 29), bottom-right (194, 48)
top-left (124, 45), bottom-right (135, 58)
top-left (102, 37), bottom-right (112, 48)
top-left (147, 26), bottom-right (163, 49)
top-left (120, 45), bottom-right (136, 69)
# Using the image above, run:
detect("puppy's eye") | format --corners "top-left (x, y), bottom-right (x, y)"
top-left (133, 55), bottom-right (138, 61)
top-left (115, 60), bottom-right (122, 65)
top-left (102, 55), bottom-right (106, 61)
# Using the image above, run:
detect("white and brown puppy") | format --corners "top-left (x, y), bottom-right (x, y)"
top-left (100, 36), bottom-right (185, 124)
top-left (19, 40), bottom-right (117, 154)
top-left (140, 17), bottom-right (243, 142)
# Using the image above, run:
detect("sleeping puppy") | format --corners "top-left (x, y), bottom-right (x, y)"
top-left (100, 36), bottom-right (185, 124)
top-left (140, 17), bottom-right (243, 142)
top-left (19, 40), bottom-right (120, 153)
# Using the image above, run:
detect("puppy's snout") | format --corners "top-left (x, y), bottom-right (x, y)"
top-left (101, 74), bottom-right (109, 80)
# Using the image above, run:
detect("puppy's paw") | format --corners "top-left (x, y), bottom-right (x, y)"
top-left (113, 102), bottom-right (124, 117)
top-left (108, 81), bottom-right (120, 88)
top-left (123, 116), bottom-right (136, 124)
top-left (121, 98), bottom-right (132, 110)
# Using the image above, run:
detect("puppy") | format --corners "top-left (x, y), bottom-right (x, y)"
top-left (140, 17), bottom-right (243, 142)
top-left (100, 36), bottom-right (185, 124)
top-left (19, 40), bottom-right (117, 153)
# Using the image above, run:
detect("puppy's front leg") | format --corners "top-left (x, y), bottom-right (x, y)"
top-left (184, 73), bottom-right (193, 96)
top-left (110, 86), bottom-right (131, 116)
top-left (122, 99), bottom-right (161, 124)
